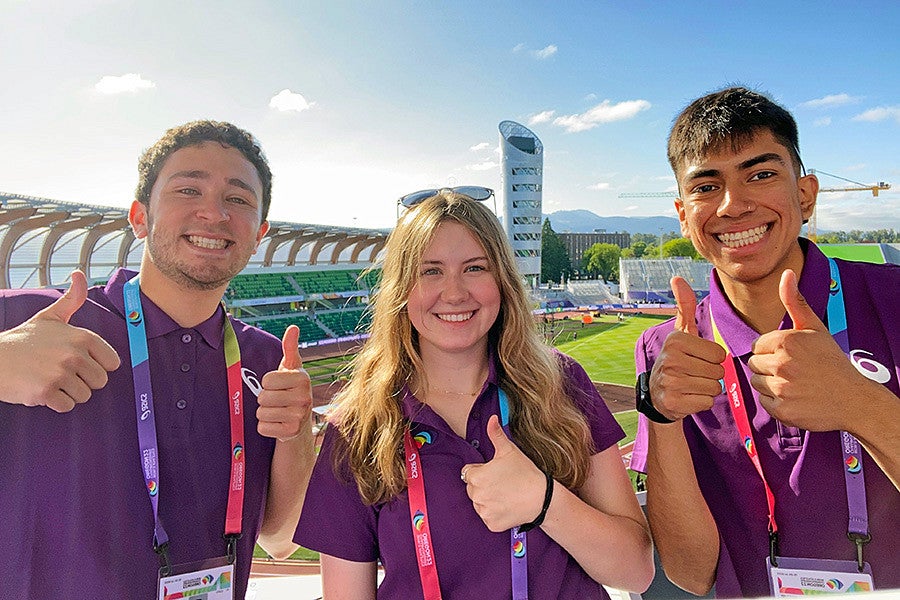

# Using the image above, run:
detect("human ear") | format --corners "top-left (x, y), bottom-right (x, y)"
top-left (128, 201), bottom-right (149, 239)
top-left (798, 173), bottom-right (819, 221)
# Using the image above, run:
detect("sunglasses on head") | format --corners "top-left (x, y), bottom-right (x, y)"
top-left (398, 186), bottom-right (495, 208)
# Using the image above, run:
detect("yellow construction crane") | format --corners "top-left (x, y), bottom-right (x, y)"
top-left (807, 170), bottom-right (891, 240)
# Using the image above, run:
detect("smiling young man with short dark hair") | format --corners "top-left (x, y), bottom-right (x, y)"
top-left (630, 87), bottom-right (899, 598)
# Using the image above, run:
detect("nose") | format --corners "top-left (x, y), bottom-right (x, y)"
top-left (717, 185), bottom-right (754, 217)
top-left (194, 196), bottom-right (230, 222)
top-left (441, 273), bottom-right (468, 303)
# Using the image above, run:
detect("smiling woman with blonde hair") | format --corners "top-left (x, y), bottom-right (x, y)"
top-left (295, 189), bottom-right (653, 599)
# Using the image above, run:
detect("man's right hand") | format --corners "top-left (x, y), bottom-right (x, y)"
top-left (649, 276), bottom-right (726, 421)
top-left (0, 270), bottom-right (121, 412)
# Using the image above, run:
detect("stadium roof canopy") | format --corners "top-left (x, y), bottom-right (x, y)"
top-left (0, 192), bottom-right (390, 289)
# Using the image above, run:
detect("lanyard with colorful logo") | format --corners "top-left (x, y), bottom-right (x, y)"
top-left (404, 388), bottom-right (529, 600)
top-left (708, 258), bottom-right (869, 569)
top-left (123, 275), bottom-right (246, 574)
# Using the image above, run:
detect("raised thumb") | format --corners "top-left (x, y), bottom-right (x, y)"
top-left (671, 276), bottom-right (699, 336)
top-left (487, 414), bottom-right (513, 454)
top-left (36, 270), bottom-right (88, 324)
top-left (278, 324), bottom-right (302, 371)
top-left (779, 270), bottom-right (826, 331)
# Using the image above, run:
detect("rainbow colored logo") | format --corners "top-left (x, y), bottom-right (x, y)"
top-left (413, 431), bottom-right (432, 448)
top-left (413, 510), bottom-right (426, 531)
top-left (845, 456), bottom-right (861, 473)
top-left (233, 443), bottom-right (243, 460)
top-left (826, 579), bottom-right (844, 590)
top-left (127, 310), bottom-right (142, 326)
top-left (512, 540), bottom-right (525, 558)
top-left (201, 575), bottom-right (214, 585)
top-left (147, 479), bottom-right (158, 496)
top-left (829, 278), bottom-right (840, 295)
top-left (743, 437), bottom-right (754, 454)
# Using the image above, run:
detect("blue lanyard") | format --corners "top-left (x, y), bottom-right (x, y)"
top-left (123, 276), bottom-right (169, 561)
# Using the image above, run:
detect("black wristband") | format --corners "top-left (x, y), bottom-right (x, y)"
top-left (517, 469), bottom-right (554, 534)
top-left (635, 371), bottom-right (674, 424)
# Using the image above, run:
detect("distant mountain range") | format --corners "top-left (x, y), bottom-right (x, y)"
top-left (544, 210), bottom-right (682, 235)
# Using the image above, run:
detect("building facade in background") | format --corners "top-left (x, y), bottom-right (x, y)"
top-left (559, 232), bottom-right (631, 269)
top-left (498, 120), bottom-right (543, 286)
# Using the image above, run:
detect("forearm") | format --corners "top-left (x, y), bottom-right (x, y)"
top-left (645, 420), bottom-right (719, 595)
top-left (846, 382), bottom-right (900, 490)
top-left (257, 424), bottom-right (316, 558)
top-left (541, 481), bottom-right (653, 592)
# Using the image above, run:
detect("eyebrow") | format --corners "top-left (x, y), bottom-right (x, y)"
top-left (167, 170), bottom-right (259, 198)
top-left (683, 152), bottom-right (787, 184)
top-left (421, 256), bottom-right (489, 265)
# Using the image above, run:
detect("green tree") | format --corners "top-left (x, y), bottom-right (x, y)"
top-left (540, 218), bottom-right (571, 283)
top-left (582, 243), bottom-right (621, 282)
top-left (662, 237), bottom-right (699, 259)
top-left (630, 240), bottom-right (648, 258)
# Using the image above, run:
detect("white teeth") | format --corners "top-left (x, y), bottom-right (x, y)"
top-left (188, 235), bottom-right (227, 249)
top-left (717, 225), bottom-right (768, 248)
top-left (437, 312), bottom-right (474, 322)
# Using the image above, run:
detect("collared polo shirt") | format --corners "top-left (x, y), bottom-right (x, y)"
top-left (0, 268), bottom-right (281, 600)
top-left (295, 352), bottom-right (624, 599)
top-left (630, 241), bottom-right (900, 597)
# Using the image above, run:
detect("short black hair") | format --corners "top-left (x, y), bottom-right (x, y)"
top-left (668, 87), bottom-right (803, 184)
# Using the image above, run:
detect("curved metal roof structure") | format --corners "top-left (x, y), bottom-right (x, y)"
top-left (0, 192), bottom-right (390, 289)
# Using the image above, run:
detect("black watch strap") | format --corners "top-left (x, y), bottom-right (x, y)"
top-left (635, 371), bottom-right (674, 424)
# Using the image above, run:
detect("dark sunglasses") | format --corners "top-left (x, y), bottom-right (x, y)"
top-left (398, 186), bottom-right (495, 208)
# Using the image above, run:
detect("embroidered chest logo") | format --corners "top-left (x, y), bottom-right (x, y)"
top-left (849, 349), bottom-right (891, 385)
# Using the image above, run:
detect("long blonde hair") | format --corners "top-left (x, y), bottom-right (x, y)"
top-left (334, 191), bottom-right (594, 505)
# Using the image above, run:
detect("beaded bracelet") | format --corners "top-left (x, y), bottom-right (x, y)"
top-left (517, 469), bottom-right (554, 533)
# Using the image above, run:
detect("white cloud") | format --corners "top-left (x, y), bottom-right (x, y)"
top-left (269, 89), bottom-right (314, 113)
top-left (469, 142), bottom-right (491, 152)
top-left (852, 106), bottom-right (900, 123)
top-left (528, 110), bottom-right (555, 125)
top-left (584, 93), bottom-right (597, 102)
top-left (624, 205), bottom-right (639, 212)
top-left (814, 117), bottom-right (832, 127)
top-left (800, 93), bottom-right (860, 109)
top-left (587, 182), bottom-right (611, 190)
top-left (94, 73), bottom-right (155, 95)
top-left (466, 161), bottom-right (499, 171)
top-left (532, 44), bottom-right (558, 59)
top-left (553, 99), bottom-right (651, 133)
top-left (512, 43), bottom-right (526, 53)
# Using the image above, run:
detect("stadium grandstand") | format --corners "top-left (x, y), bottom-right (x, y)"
top-left (619, 257), bottom-right (714, 304)
top-left (0, 192), bottom-right (388, 351)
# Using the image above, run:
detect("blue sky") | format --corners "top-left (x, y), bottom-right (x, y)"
top-left (1, 0), bottom-right (898, 232)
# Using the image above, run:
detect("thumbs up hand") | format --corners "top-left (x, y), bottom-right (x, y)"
top-left (461, 415), bottom-right (547, 532)
top-left (649, 277), bottom-right (727, 421)
top-left (257, 325), bottom-right (313, 441)
top-left (748, 270), bottom-right (859, 431)
top-left (0, 270), bottom-right (121, 412)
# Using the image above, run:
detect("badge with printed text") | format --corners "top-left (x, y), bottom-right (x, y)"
top-left (768, 556), bottom-right (874, 596)
top-left (158, 556), bottom-right (234, 600)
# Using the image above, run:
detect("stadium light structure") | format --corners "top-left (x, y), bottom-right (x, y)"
top-left (498, 120), bottom-right (543, 287)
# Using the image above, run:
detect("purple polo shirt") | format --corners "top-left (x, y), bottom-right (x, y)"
top-left (630, 241), bottom-right (900, 597)
top-left (295, 352), bottom-right (624, 599)
top-left (0, 269), bottom-right (281, 600)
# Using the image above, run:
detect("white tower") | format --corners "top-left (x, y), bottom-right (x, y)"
top-left (498, 120), bottom-right (543, 286)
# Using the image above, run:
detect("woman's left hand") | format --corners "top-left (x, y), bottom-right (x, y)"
top-left (461, 415), bottom-right (549, 532)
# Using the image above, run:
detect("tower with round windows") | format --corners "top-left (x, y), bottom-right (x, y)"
top-left (498, 120), bottom-right (543, 286)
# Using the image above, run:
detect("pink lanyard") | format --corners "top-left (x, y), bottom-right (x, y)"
top-left (403, 389), bottom-right (529, 600)
top-left (124, 275), bottom-right (245, 572)
top-left (708, 257), bottom-right (870, 567)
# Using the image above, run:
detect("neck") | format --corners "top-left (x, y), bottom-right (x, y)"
top-left (137, 260), bottom-right (227, 328)
top-left (718, 245), bottom-right (806, 334)
top-left (415, 345), bottom-right (490, 437)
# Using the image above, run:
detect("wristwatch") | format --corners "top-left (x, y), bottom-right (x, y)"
top-left (635, 371), bottom-right (674, 424)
